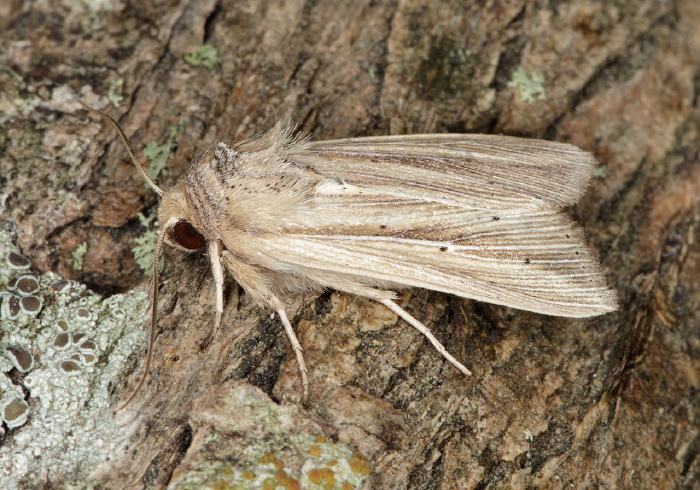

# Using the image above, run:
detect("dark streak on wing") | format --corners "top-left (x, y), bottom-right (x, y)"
top-left (299, 134), bottom-right (597, 210)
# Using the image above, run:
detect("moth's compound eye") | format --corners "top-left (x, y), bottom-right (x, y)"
top-left (172, 220), bottom-right (205, 250)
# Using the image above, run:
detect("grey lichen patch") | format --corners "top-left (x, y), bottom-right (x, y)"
top-left (59, 359), bottom-right (82, 375)
top-left (50, 281), bottom-right (70, 294)
top-left (2, 398), bottom-right (29, 429)
top-left (508, 67), bottom-right (547, 103)
top-left (52, 332), bottom-right (71, 350)
top-left (0, 229), bottom-right (148, 487)
top-left (79, 339), bottom-right (97, 352)
top-left (171, 382), bottom-right (371, 489)
top-left (15, 275), bottom-right (39, 295)
top-left (0, 293), bottom-right (21, 320)
top-left (6, 252), bottom-right (31, 270)
top-left (4, 345), bottom-right (34, 372)
top-left (75, 307), bottom-right (93, 322)
top-left (19, 295), bottom-right (42, 315)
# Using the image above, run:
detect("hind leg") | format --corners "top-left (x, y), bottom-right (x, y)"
top-left (220, 250), bottom-right (309, 401)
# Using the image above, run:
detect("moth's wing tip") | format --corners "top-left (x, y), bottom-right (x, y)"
top-left (575, 292), bottom-right (620, 318)
top-left (599, 285), bottom-right (620, 313)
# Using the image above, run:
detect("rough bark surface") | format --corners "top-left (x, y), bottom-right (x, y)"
top-left (1, 0), bottom-right (699, 488)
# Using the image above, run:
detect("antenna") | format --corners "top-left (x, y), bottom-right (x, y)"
top-left (80, 101), bottom-right (165, 411)
top-left (79, 101), bottom-right (164, 196)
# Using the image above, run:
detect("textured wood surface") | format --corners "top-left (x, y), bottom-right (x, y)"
top-left (1, 0), bottom-right (698, 488)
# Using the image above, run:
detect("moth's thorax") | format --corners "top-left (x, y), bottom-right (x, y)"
top-left (182, 139), bottom-right (322, 240)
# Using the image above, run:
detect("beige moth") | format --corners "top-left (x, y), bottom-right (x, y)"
top-left (81, 103), bottom-right (618, 406)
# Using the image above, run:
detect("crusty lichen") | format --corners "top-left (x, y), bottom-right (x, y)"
top-left (0, 228), bottom-right (148, 488)
top-left (170, 383), bottom-right (371, 490)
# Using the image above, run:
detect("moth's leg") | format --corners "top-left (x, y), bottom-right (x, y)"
top-left (273, 305), bottom-right (310, 402)
top-left (201, 239), bottom-right (225, 349)
top-left (220, 251), bottom-right (309, 401)
top-left (380, 298), bottom-right (472, 376)
top-left (308, 271), bottom-right (472, 377)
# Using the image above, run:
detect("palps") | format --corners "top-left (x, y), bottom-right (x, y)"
top-left (81, 103), bottom-right (618, 407)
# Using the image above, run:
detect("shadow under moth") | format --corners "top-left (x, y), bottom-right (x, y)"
top-left (80, 103), bottom-right (618, 407)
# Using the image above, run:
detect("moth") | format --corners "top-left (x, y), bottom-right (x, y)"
top-left (81, 103), bottom-right (618, 407)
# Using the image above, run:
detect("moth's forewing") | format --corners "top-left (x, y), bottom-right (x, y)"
top-left (300, 135), bottom-right (598, 209)
top-left (210, 133), bottom-right (619, 317)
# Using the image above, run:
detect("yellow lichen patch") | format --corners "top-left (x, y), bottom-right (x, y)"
top-left (308, 468), bottom-right (323, 484)
top-left (308, 445), bottom-right (321, 457)
top-left (315, 436), bottom-right (327, 444)
top-left (274, 460), bottom-right (285, 470)
top-left (342, 483), bottom-right (355, 490)
top-left (287, 479), bottom-right (301, 490)
top-left (349, 452), bottom-right (372, 475)
top-left (212, 481), bottom-right (229, 490)
top-left (260, 451), bottom-right (276, 465)
top-left (325, 460), bottom-right (338, 467)
top-left (242, 471), bottom-right (255, 480)
top-left (262, 477), bottom-right (277, 489)
top-left (321, 467), bottom-right (335, 485)
top-left (276, 469), bottom-right (291, 485)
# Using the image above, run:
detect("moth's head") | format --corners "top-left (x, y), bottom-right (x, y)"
top-left (78, 102), bottom-right (207, 255)
top-left (158, 181), bottom-right (206, 253)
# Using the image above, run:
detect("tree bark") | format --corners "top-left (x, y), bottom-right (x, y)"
top-left (1, 0), bottom-right (698, 488)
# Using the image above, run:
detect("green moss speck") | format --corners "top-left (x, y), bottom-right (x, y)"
top-left (68, 241), bottom-right (87, 270)
top-left (184, 44), bottom-right (222, 70)
top-left (143, 121), bottom-right (187, 183)
top-left (507, 67), bottom-right (547, 103)
top-left (415, 38), bottom-right (475, 102)
top-left (107, 79), bottom-right (124, 107)
top-left (136, 211), bottom-right (156, 227)
top-left (133, 229), bottom-right (160, 276)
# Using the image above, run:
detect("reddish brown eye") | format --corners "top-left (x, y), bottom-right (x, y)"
top-left (172, 220), bottom-right (205, 250)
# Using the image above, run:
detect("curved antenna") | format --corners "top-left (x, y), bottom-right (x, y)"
top-left (114, 216), bottom-right (178, 412)
top-left (79, 101), bottom-right (164, 196)
top-left (80, 100), bottom-right (171, 411)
